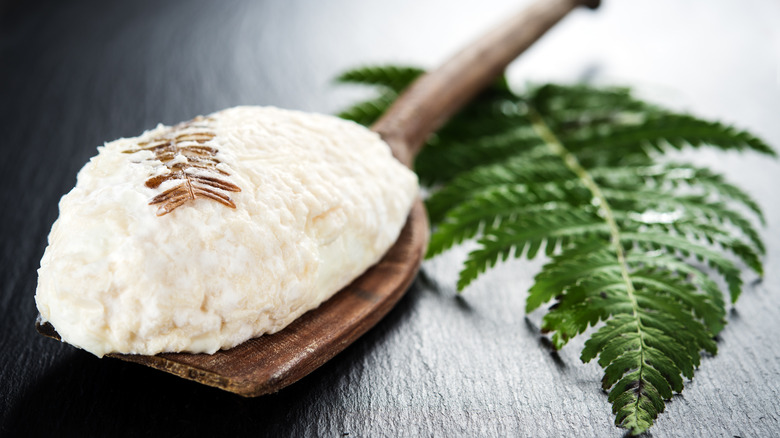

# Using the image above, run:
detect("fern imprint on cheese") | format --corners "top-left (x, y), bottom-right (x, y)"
top-left (123, 116), bottom-right (241, 216)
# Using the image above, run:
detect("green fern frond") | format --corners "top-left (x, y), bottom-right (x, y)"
top-left (602, 187), bottom-right (765, 256)
top-left (530, 83), bottom-right (651, 117)
top-left (566, 113), bottom-right (775, 159)
top-left (337, 93), bottom-right (397, 126)
top-left (336, 65), bottom-right (774, 435)
top-left (427, 178), bottom-right (593, 258)
top-left (623, 250), bottom-right (727, 332)
top-left (590, 162), bottom-right (763, 223)
top-left (416, 126), bottom-right (543, 185)
top-left (335, 65), bottom-right (424, 93)
top-left (459, 210), bottom-right (611, 290)
top-left (621, 231), bottom-right (749, 303)
top-left (425, 151), bottom-right (577, 225)
top-left (527, 241), bottom-right (621, 313)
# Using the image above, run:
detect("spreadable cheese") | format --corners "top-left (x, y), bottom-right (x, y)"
top-left (35, 106), bottom-right (418, 357)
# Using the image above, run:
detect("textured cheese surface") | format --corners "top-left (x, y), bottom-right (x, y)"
top-left (35, 106), bottom-right (418, 357)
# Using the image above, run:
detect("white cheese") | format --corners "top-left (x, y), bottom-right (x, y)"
top-left (35, 106), bottom-right (418, 357)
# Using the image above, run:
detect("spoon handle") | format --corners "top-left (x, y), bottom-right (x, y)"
top-left (372, 0), bottom-right (599, 167)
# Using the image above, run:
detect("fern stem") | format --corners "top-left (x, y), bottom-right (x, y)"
top-left (528, 108), bottom-right (649, 427)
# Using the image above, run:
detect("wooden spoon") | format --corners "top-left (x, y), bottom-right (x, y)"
top-left (36, 0), bottom-right (598, 397)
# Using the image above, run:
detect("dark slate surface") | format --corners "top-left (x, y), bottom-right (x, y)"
top-left (1, 0), bottom-right (779, 436)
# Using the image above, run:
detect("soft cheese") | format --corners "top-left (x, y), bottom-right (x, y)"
top-left (35, 106), bottom-right (418, 357)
